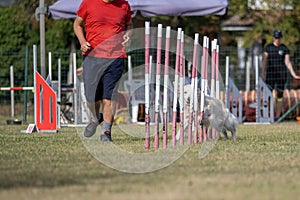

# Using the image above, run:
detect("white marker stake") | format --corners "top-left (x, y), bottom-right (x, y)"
top-left (48, 52), bottom-right (52, 80)
top-left (225, 56), bottom-right (230, 109)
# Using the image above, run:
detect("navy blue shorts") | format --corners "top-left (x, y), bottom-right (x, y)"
top-left (82, 56), bottom-right (124, 103)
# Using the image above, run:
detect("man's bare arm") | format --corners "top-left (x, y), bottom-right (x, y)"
top-left (285, 54), bottom-right (300, 79)
top-left (73, 16), bottom-right (91, 52)
top-left (122, 19), bottom-right (133, 46)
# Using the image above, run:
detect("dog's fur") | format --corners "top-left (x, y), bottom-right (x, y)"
top-left (203, 96), bottom-right (238, 140)
top-left (180, 84), bottom-right (238, 140)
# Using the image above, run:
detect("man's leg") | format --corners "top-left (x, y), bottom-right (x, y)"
top-left (87, 101), bottom-right (101, 116)
top-left (102, 99), bottom-right (113, 123)
top-left (84, 101), bottom-right (103, 137)
top-left (87, 100), bottom-right (103, 123)
top-left (82, 56), bottom-right (105, 137)
top-left (100, 98), bottom-right (113, 142)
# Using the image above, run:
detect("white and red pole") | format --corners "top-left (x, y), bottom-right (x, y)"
top-left (211, 39), bottom-right (217, 139)
top-left (188, 33), bottom-right (199, 144)
top-left (179, 31), bottom-right (185, 145)
top-left (216, 43), bottom-right (220, 100)
top-left (199, 37), bottom-right (206, 143)
top-left (144, 21), bottom-right (151, 150)
top-left (154, 24), bottom-right (163, 150)
top-left (203, 37), bottom-right (210, 141)
top-left (0, 87), bottom-right (34, 91)
top-left (211, 39), bottom-right (217, 98)
top-left (204, 37), bottom-right (209, 97)
top-left (192, 33), bottom-right (199, 144)
top-left (199, 36), bottom-right (209, 142)
top-left (171, 28), bottom-right (182, 147)
top-left (163, 26), bottom-right (171, 149)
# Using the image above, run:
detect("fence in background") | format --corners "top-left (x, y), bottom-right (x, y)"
top-left (0, 45), bottom-right (299, 124)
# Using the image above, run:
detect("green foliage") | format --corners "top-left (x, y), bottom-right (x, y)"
top-left (46, 18), bottom-right (75, 50)
top-left (0, 5), bottom-right (31, 96)
top-left (0, 0), bottom-right (76, 91)
top-left (0, 0), bottom-right (300, 90)
top-left (237, 0), bottom-right (300, 47)
top-left (227, 0), bottom-right (248, 15)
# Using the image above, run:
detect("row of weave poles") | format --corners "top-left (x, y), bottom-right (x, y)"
top-left (144, 22), bottom-right (220, 150)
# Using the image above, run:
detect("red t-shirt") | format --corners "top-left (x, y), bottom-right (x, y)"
top-left (76, 0), bottom-right (133, 58)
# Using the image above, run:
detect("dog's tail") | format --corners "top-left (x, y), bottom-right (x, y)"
top-left (224, 108), bottom-right (239, 130)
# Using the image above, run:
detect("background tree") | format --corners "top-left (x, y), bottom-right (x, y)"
top-left (242, 0), bottom-right (300, 47)
top-left (0, 0), bottom-right (299, 90)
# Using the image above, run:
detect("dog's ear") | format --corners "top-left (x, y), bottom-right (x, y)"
top-left (204, 95), bottom-right (213, 105)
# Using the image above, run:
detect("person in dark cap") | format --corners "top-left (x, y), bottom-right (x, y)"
top-left (261, 30), bottom-right (300, 120)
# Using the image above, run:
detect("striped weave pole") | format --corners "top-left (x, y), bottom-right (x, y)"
top-left (216, 43), bottom-right (220, 100)
top-left (163, 26), bottom-right (171, 149)
top-left (204, 37), bottom-right (209, 97)
top-left (154, 24), bottom-right (162, 150)
top-left (199, 36), bottom-right (206, 143)
top-left (188, 33), bottom-right (199, 145)
top-left (193, 34), bottom-right (199, 144)
top-left (179, 31), bottom-right (185, 145)
top-left (214, 43), bottom-right (221, 138)
top-left (199, 36), bottom-right (209, 142)
top-left (171, 28), bottom-right (182, 147)
top-left (211, 39), bottom-right (217, 140)
top-left (199, 36), bottom-right (206, 142)
top-left (211, 39), bottom-right (217, 98)
top-left (203, 37), bottom-right (210, 142)
top-left (144, 21), bottom-right (151, 150)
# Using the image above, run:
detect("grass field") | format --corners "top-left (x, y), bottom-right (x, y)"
top-left (0, 122), bottom-right (300, 200)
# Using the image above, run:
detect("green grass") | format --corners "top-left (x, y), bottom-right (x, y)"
top-left (0, 122), bottom-right (300, 200)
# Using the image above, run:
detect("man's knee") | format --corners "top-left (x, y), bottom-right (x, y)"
top-left (102, 99), bottom-right (112, 106)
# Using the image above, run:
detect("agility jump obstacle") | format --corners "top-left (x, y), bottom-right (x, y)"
top-left (32, 45), bottom-right (57, 132)
top-left (22, 45), bottom-right (85, 132)
top-left (0, 53), bottom-right (55, 131)
top-left (0, 65), bottom-right (34, 119)
top-left (34, 46), bottom-right (90, 131)
top-left (34, 71), bottom-right (57, 132)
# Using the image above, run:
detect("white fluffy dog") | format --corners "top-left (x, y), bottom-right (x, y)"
top-left (203, 96), bottom-right (238, 140)
top-left (180, 84), bottom-right (238, 140)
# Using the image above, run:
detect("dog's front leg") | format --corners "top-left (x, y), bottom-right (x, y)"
top-left (221, 127), bottom-right (228, 140)
top-left (231, 130), bottom-right (236, 140)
